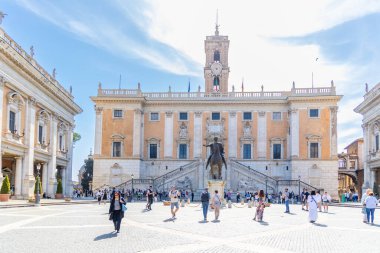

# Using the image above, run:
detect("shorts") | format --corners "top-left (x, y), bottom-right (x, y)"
top-left (171, 202), bottom-right (179, 209)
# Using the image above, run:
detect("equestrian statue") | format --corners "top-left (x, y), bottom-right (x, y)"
top-left (204, 137), bottom-right (227, 180)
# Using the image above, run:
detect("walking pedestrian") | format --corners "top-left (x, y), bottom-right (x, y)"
top-left (169, 186), bottom-right (180, 219)
top-left (316, 190), bottom-right (322, 212)
top-left (322, 191), bottom-right (331, 212)
top-left (236, 192), bottom-right (241, 203)
top-left (212, 190), bottom-right (222, 221)
top-left (361, 188), bottom-right (371, 223)
top-left (191, 191), bottom-right (194, 202)
top-left (254, 190), bottom-right (266, 221)
top-left (96, 191), bottom-right (102, 205)
top-left (109, 191), bottom-right (126, 233)
top-left (365, 192), bottom-right (378, 225)
top-left (102, 190), bottom-right (108, 205)
top-left (283, 188), bottom-right (290, 213)
top-left (146, 186), bottom-right (154, 211)
top-left (201, 188), bottom-right (210, 221)
top-left (307, 190), bottom-right (320, 223)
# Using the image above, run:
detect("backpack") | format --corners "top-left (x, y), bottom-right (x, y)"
top-left (201, 192), bottom-right (210, 202)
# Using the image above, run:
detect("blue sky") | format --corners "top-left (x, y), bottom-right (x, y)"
top-left (2, 0), bottom-right (380, 180)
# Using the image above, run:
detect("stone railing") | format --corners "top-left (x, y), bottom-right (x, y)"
top-left (0, 28), bottom-right (75, 102)
top-left (97, 87), bottom-right (336, 100)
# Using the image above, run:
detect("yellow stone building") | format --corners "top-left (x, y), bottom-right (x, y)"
top-left (91, 27), bottom-right (341, 197)
top-left (0, 28), bottom-right (82, 199)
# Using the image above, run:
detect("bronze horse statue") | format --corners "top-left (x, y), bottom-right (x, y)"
top-left (204, 137), bottom-right (227, 180)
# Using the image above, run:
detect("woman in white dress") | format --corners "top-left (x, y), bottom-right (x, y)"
top-left (212, 190), bottom-right (222, 221)
top-left (307, 190), bottom-right (320, 223)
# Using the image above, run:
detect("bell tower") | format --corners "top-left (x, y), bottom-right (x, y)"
top-left (204, 17), bottom-right (230, 93)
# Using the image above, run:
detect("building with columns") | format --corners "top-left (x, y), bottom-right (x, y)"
top-left (355, 83), bottom-right (380, 194)
top-left (91, 26), bottom-right (341, 197)
top-left (0, 27), bottom-right (82, 199)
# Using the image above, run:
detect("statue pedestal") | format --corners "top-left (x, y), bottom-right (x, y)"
top-left (208, 180), bottom-right (225, 203)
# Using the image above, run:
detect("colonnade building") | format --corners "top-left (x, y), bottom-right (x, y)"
top-left (0, 28), bottom-right (82, 199)
top-left (92, 26), bottom-right (341, 197)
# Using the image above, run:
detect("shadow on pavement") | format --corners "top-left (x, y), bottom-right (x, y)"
top-left (259, 221), bottom-right (269, 226)
top-left (312, 223), bottom-right (327, 227)
top-left (163, 218), bottom-right (174, 222)
top-left (198, 220), bottom-right (209, 223)
top-left (94, 232), bottom-right (117, 241)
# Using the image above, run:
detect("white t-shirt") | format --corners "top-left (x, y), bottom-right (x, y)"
top-left (315, 194), bottom-right (322, 203)
top-left (365, 196), bottom-right (378, 209)
top-left (307, 195), bottom-right (320, 209)
top-left (170, 190), bottom-right (179, 203)
top-left (322, 194), bottom-right (331, 202)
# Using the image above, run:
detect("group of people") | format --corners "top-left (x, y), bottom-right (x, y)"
top-left (342, 190), bottom-right (359, 202)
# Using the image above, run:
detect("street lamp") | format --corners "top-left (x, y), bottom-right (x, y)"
top-left (35, 163), bottom-right (41, 205)
top-left (131, 173), bottom-right (134, 201)
top-left (265, 177), bottom-right (268, 196)
top-left (298, 175), bottom-right (301, 203)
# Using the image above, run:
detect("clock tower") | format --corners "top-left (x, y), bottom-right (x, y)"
top-left (204, 23), bottom-right (230, 93)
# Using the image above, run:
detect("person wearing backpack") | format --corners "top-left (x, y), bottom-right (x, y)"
top-left (201, 188), bottom-right (210, 222)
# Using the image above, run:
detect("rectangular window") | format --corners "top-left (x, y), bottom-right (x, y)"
top-left (150, 112), bottom-right (159, 121)
top-left (243, 112), bottom-right (252, 120)
top-left (376, 135), bottom-right (379, 151)
top-left (112, 142), bottom-right (121, 157)
top-left (113, 109), bottom-right (123, 118)
top-left (309, 109), bottom-right (319, 118)
top-left (59, 135), bottom-right (63, 150)
top-left (310, 142), bottom-right (319, 158)
top-left (272, 112), bottom-right (282, 120)
top-left (149, 144), bottom-right (157, 159)
top-left (38, 125), bottom-right (43, 144)
top-left (179, 112), bottom-right (188, 121)
top-left (273, 144), bottom-right (281, 159)
top-left (9, 111), bottom-right (16, 133)
top-left (179, 144), bottom-right (187, 159)
top-left (212, 112), bottom-right (220, 120)
top-left (243, 144), bottom-right (251, 159)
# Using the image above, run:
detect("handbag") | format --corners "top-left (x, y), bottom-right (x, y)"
top-left (122, 204), bottom-right (127, 212)
top-left (109, 212), bottom-right (114, 220)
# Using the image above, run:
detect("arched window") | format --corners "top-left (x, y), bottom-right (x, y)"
top-left (214, 50), bottom-right (220, 62)
top-left (213, 77), bottom-right (220, 91)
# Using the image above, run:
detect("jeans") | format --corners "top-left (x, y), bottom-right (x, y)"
top-left (285, 200), bottom-right (290, 212)
top-left (112, 210), bottom-right (122, 231)
top-left (202, 202), bottom-right (209, 220)
top-left (366, 208), bottom-right (375, 223)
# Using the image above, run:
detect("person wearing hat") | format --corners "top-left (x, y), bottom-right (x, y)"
top-left (201, 187), bottom-right (210, 221)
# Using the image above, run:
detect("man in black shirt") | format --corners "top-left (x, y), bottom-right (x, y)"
top-left (146, 186), bottom-right (154, 211)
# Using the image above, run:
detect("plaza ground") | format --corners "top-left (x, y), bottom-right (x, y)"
top-left (0, 201), bottom-right (379, 253)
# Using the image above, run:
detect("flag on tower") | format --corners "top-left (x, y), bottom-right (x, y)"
top-left (188, 79), bottom-right (191, 92)
top-left (241, 78), bottom-right (244, 92)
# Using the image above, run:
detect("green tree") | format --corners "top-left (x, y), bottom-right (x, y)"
top-left (56, 179), bottom-right (63, 194)
top-left (81, 156), bottom-right (93, 191)
top-left (34, 176), bottom-right (42, 194)
top-left (0, 175), bottom-right (11, 194)
top-left (73, 132), bottom-right (81, 145)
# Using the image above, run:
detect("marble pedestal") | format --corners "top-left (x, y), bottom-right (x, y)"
top-left (208, 180), bottom-right (225, 202)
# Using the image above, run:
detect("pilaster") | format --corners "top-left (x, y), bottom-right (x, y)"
top-left (289, 109), bottom-right (299, 158)
top-left (65, 124), bottom-right (74, 196)
top-left (94, 106), bottom-right (103, 155)
top-left (0, 76), bottom-right (4, 175)
top-left (41, 162), bottom-right (47, 195)
top-left (164, 111), bottom-right (173, 158)
top-left (228, 111), bottom-right (237, 158)
top-left (330, 106), bottom-right (338, 159)
top-left (14, 156), bottom-right (23, 197)
top-left (257, 111), bottom-right (267, 159)
top-left (47, 113), bottom-right (58, 197)
top-left (193, 112), bottom-right (203, 158)
top-left (133, 109), bottom-right (143, 158)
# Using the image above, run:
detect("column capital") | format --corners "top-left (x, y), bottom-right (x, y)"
top-left (0, 75), bottom-right (5, 88)
top-left (134, 108), bottom-right (143, 114)
top-left (28, 96), bottom-right (37, 106)
top-left (229, 111), bottom-right (237, 117)
top-left (288, 108), bottom-right (298, 114)
top-left (95, 106), bottom-right (103, 115)
top-left (52, 112), bottom-right (60, 121)
top-left (329, 106), bottom-right (338, 113)
top-left (194, 111), bottom-right (202, 118)
top-left (165, 111), bottom-right (173, 117)
top-left (258, 111), bottom-right (266, 117)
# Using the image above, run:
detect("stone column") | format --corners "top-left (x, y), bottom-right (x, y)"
top-left (94, 106), bottom-right (103, 155)
top-left (133, 109), bottom-right (143, 158)
top-left (61, 167), bottom-right (66, 196)
top-left (362, 123), bottom-right (371, 189)
top-left (330, 106), bottom-right (338, 159)
top-left (47, 113), bottom-right (58, 197)
top-left (164, 111), bottom-right (173, 158)
top-left (14, 156), bottom-right (23, 198)
top-left (0, 76), bottom-right (4, 178)
top-left (23, 97), bottom-right (37, 198)
top-left (289, 109), bottom-right (299, 158)
top-left (228, 111), bottom-right (237, 158)
top-left (257, 111), bottom-right (267, 159)
top-left (193, 112), bottom-right (202, 158)
top-left (65, 125), bottom-right (74, 196)
top-left (41, 162), bottom-right (47, 195)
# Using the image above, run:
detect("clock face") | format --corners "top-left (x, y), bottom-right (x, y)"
top-left (211, 62), bottom-right (222, 76)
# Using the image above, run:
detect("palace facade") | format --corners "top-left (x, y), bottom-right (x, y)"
top-left (0, 28), bottom-right (82, 199)
top-left (355, 82), bottom-right (380, 194)
top-left (92, 27), bottom-right (341, 197)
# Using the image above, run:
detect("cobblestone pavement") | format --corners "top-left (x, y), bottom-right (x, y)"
top-left (0, 201), bottom-right (379, 253)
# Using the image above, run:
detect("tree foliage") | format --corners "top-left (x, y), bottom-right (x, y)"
top-left (0, 175), bottom-right (10, 194)
top-left (81, 156), bottom-right (93, 191)
top-left (56, 179), bottom-right (63, 194)
top-left (73, 132), bottom-right (81, 144)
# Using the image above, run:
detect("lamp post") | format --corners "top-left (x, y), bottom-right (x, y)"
top-left (35, 163), bottom-right (41, 205)
top-left (131, 174), bottom-right (134, 201)
top-left (298, 175), bottom-right (301, 203)
top-left (265, 177), bottom-right (268, 196)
